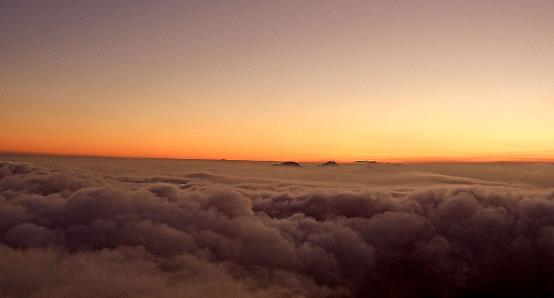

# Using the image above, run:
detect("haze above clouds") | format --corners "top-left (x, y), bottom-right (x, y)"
top-left (1, 155), bottom-right (554, 297)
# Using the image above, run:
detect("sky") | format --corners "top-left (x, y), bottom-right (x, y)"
top-left (1, 0), bottom-right (553, 162)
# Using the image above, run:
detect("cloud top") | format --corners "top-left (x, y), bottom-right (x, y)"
top-left (1, 159), bottom-right (554, 297)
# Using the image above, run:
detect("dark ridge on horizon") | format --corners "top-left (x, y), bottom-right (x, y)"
top-left (319, 161), bottom-right (339, 167)
top-left (273, 161), bottom-right (302, 167)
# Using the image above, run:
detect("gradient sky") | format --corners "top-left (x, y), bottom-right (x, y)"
top-left (1, 0), bottom-right (553, 162)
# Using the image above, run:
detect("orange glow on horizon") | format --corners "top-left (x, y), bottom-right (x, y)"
top-left (2, 144), bottom-right (554, 164)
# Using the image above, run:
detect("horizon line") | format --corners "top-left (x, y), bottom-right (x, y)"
top-left (2, 150), bottom-right (554, 164)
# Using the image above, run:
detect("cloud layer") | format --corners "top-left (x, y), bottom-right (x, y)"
top-left (1, 160), bottom-right (554, 297)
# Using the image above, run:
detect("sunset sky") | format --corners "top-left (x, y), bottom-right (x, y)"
top-left (1, 0), bottom-right (553, 162)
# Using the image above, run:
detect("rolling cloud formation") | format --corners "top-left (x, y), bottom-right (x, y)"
top-left (1, 160), bottom-right (554, 297)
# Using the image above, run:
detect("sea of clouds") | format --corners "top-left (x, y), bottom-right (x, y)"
top-left (1, 157), bottom-right (554, 297)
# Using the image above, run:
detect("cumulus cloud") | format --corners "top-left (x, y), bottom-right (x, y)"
top-left (1, 160), bottom-right (554, 297)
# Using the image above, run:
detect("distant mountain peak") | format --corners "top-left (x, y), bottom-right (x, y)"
top-left (273, 161), bottom-right (302, 167)
top-left (319, 161), bottom-right (338, 167)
